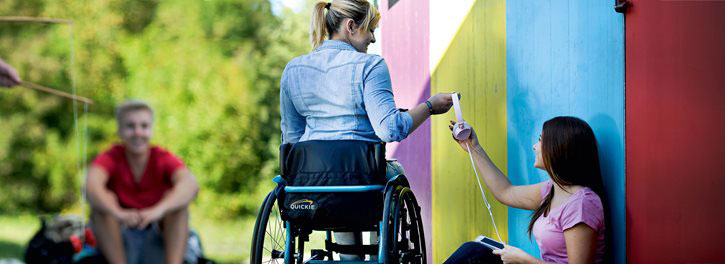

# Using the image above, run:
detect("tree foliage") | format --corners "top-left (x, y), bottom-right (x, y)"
top-left (0, 0), bottom-right (311, 218)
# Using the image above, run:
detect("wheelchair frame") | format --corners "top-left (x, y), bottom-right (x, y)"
top-left (250, 174), bottom-right (426, 264)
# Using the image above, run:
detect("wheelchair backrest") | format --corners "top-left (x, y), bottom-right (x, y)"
top-left (280, 140), bottom-right (386, 185)
top-left (278, 140), bottom-right (387, 231)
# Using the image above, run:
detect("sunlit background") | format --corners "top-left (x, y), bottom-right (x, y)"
top-left (0, 0), bottom-right (380, 262)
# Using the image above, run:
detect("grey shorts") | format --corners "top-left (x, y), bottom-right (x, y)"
top-left (117, 224), bottom-right (203, 264)
top-left (121, 224), bottom-right (165, 264)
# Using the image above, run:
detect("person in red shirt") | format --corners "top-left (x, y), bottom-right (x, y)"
top-left (85, 100), bottom-right (199, 264)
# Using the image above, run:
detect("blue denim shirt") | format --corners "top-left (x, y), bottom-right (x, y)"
top-left (280, 40), bottom-right (413, 144)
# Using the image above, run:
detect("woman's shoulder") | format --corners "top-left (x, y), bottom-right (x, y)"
top-left (558, 187), bottom-right (605, 230)
top-left (573, 187), bottom-right (603, 207)
top-left (285, 54), bottom-right (309, 69)
top-left (540, 180), bottom-right (553, 199)
top-left (362, 53), bottom-right (385, 66)
top-left (335, 50), bottom-right (385, 68)
top-left (284, 51), bottom-right (384, 69)
top-left (560, 187), bottom-right (603, 211)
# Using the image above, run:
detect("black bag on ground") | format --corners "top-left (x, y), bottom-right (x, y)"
top-left (25, 216), bottom-right (81, 264)
top-left (279, 140), bottom-right (386, 231)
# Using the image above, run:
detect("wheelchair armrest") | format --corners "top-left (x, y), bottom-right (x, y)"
top-left (273, 175), bottom-right (287, 185)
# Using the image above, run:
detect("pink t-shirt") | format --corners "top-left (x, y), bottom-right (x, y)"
top-left (532, 181), bottom-right (605, 263)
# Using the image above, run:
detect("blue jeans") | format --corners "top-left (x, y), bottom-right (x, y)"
top-left (385, 159), bottom-right (405, 181)
top-left (444, 242), bottom-right (503, 264)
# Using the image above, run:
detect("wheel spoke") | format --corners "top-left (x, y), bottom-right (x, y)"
top-left (272, 220), bottom-right (285, 249)
top-left (271, 209), bottom-right (278, 244)
top-left (266, 229), bottom-right (284, 249)
top-left (275, 211), bottom-right (284, 244)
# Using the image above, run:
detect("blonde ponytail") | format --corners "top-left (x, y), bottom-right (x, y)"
top-left (310, 2), bottom-right (329, 50)
top-left (309, 0), bottom-right (381, 51)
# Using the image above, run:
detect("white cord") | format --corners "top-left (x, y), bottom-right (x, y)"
top-left (465, 142), bottom-right (503, 243)
top-left (69, 24), bottom-right (87, 228)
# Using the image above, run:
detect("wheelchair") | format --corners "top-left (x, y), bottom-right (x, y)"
top-left (250, 140), bottom-right (426, 264)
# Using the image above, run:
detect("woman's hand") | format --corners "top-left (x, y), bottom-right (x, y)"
top-left (0, 58), bottom-right (21, 88)
top-left (492, 244), bottom-right (539, 264)
top-left (449, 120), bottom-right (480, 152)
top-left (427, 93), bottom-right (454, 115)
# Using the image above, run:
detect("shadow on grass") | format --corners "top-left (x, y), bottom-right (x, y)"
top-left (0, 239), bottom-right (25, 259)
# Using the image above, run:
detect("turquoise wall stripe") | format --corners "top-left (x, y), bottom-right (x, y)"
top-left (506, 1), bottom-right (625, 262)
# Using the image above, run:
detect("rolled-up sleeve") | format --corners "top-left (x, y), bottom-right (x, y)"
top-left (362, 59), bottom-right (413, 142)
top-left (280, 68), bottom-right (305, 144)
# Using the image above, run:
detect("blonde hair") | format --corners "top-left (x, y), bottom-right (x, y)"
top-left (310, 0), bottom-right (381, 50)
top-left (115, 99), bottom-right (154, 125)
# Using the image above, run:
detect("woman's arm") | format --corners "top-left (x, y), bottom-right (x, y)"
top-left (493, 224), bottom-right (597, 264)
top-left (363, 59), bottom-right (453, 142)
top-left (451, 122), bottom-right (545, 210)
top-left (407, 93), bottom-right (454, 134)
top-left (563, 223), bottom-right (598, 264)
top-left (492, 245), bottom-right (557, 264)
top-left (280, 70), bottom-right (305, 144)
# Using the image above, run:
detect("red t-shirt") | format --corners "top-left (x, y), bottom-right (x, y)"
top-left (92, 144), bottom-right (185, 209)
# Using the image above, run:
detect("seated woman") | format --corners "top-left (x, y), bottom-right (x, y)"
top-left (282, 0), bottom-right (454, 260)
top-left (445, 116), bottom-right (608, 264)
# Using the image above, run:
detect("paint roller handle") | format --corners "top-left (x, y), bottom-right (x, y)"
top-left (427, 92), bottom-right (456, 115)
top-left (449, 120), bottom-right (481, 153)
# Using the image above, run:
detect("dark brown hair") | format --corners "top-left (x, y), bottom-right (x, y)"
top-left (528, 116), bottom-right (608, 237)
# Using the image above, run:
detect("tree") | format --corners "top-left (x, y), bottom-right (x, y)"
top-left (0, 0), bottom-right (310, 217)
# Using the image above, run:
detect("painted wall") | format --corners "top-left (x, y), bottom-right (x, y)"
top-left (381, 1), bottom-right (626, 262)
top-left (429, 1), bottom-right (507, 262)
top-left (625, 1), bottom-right (725, 263)
top-left (379, 0), bottom-right (432, 261)
top-left (506, 1), bottom-right (625, 262)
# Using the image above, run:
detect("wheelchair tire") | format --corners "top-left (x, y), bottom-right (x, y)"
top-left (386, 187), bottom-right (427, 264)
top-left (251, 190), bottom-right (288, 264)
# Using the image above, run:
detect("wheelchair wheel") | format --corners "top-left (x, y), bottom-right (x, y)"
top-left (251, 190), bottom-right (288, 264)
top-left (386, 187), bottom-right (426, 264)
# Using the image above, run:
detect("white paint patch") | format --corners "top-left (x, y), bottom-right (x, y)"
top-left (429, 0), bottom-right (476, 73)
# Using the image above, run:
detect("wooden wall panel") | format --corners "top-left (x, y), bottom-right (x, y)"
top-left (626, 1), bottom-right (725, 262)
top-left (506, 1), bottom-right (625, 262)
top-left (430, 1), bottom-right (507, 262)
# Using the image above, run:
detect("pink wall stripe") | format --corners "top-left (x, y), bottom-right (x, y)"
top-left (380, 0), bottom-right (432, 261)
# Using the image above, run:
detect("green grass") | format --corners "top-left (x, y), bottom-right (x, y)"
top-left (0, 212), bottom-right (367, 263)
top-left (190, 214), bottom-right (253, 263)
top-left (0, 213), bottom-right (251, 263)
top-left (0, 214), bottom-right (40, 259)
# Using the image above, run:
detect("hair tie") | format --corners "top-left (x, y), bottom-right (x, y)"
top-left (325, 2), bottom-right (331, 9)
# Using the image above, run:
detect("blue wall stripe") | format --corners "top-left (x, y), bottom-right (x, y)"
top-left (506, 1), bottom-right (625, 262)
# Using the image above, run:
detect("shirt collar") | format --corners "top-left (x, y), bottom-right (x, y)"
top-left (316, 40), bottom-right (358, 52)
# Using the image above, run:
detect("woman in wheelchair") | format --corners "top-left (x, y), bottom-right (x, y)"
top-left (445, 116), bottom-right (609, 264)
top-left (251, 0), bottom-right (455, 263)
